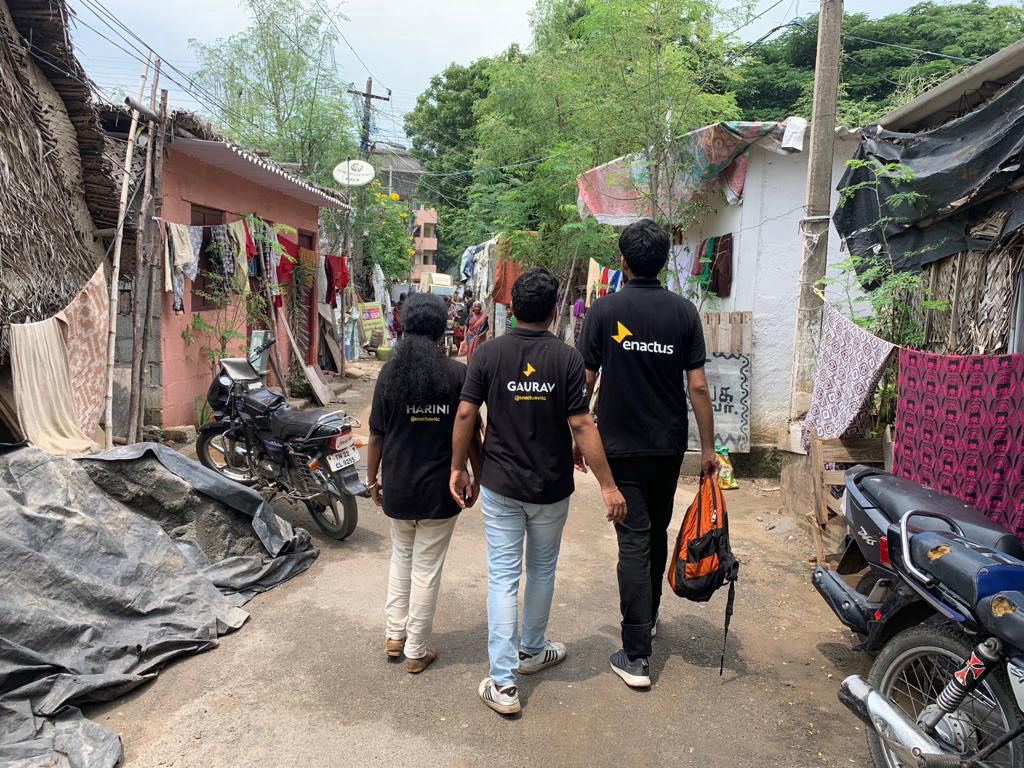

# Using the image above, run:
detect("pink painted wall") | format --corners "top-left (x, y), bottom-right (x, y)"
top-left (159, 147), bottom-right (319, 427)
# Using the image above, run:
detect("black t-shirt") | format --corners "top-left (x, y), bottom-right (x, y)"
top-left (578, 277), bottom-right (706, 457)
top-left (369, 357), bottom-right (467, 520)
top-left (461, 327), bottom-right (588, 504)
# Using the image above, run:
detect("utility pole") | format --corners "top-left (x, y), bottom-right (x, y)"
top-left (347, 78), bottom-right (390, 295)
top-left (348, 77), bottom-right (390, 159)
top-left (104, 51), bottom-right (151, 449)
top-left (787, 0), bottom-right (843, 421)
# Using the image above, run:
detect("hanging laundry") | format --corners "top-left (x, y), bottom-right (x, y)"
top-left (55, 264), bottom-right (108, 439)
top-left (187, 227), bottom-right (204, 271)
top-left (708, 233), bottom-right (733, 298)
top-left (9, 318), bottom-right (95, 455)
top-left (162, 228), bottom-right (173, 294)
top-left (492, 257), bottom-right (524, 306)
top-left (210, 225), bottom-right (236, 282)
top-left (607, 269), bottom-right (623, 294)
top-left (893, 349), bottom-right (1024, 537)
top-left (670, 242), bottom-right (698, 293)
top-left (692, 237), bottom-right (712, 277)
top-left (276, 233), bottom-right (298, 285)
top-left (802, 305), bottom-right (896, 451)
top-left (226, 220), bottom-right (251, 295)
top-left (167, 223), bottom-right (195, 273)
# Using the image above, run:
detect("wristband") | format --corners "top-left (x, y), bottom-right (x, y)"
top-left (367, 480), bottom-right (379, 490)
top-left (601, 487), bottom-right (620, 496)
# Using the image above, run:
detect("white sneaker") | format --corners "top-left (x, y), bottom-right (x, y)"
top-left (479, 677), bottom-right (521, 714)
top-left (517, 640), bottom-right (567, 675)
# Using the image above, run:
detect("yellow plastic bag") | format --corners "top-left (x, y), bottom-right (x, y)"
top-left (717, 447), bottom-right (738, 490)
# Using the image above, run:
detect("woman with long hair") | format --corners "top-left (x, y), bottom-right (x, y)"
top-left (367, 293), bottom-right (481, 674)
top-left (460, 300), bottom-right (489, 362)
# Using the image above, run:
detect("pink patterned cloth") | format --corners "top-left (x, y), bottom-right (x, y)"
top-left (893, 349), bottom-right (1024, 537)
top-left (577, 120), bottom-right (801, 224)
top-left (56, 264), bottom-right (108, 438)
top-left (801, 306), bottom-right (896, 450)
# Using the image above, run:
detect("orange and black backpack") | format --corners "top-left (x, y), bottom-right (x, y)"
top-left (667, 473), bottom-right (739, 674)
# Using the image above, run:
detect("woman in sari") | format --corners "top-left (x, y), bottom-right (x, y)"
top-left (460, 301), bottom-right (489, 362)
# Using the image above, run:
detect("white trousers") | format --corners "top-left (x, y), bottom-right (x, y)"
top-left (384, 516), bottom-right (458, 659)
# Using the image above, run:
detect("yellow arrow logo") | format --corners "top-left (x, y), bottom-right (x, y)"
top-left (523, 363), bottom-right (536, 377)
top-left (612, 322), bottom-right (633, 344)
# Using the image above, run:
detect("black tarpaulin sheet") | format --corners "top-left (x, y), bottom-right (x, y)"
top-left (833, 72), bottom-right (1024, 272)
top-left (0, 443), bottom-right (318, 767)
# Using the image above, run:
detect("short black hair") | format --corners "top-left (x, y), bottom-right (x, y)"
top-left (511, 267), bottom-right (558, 323)
top-left (619, 218), bottom-right (669, 277)
top-left (401, 293), bottom-right (446, 341)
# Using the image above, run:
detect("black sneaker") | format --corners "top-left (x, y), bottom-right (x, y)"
top-left (610, 649), bottom-right (651, 688)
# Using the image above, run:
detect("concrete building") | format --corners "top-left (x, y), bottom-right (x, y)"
top-left (369, 143), bottom-right (423, 199)
top-left (100, 109), bottom-right (348, 429)
top-left (411, 206), bottom-right (439, 284)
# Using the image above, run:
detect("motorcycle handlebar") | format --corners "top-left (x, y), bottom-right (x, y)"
top-left (252, 336), bottom-right (278, 356)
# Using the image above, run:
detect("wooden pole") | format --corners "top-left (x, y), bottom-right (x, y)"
top-left (129, 58), bottom-right (161, 443)
top-left (104, 52), bottom-right (151, 449)
top-left (137, 87), bottom-right (169, 442)
top-left (787, 0), bottom-right (843, 420)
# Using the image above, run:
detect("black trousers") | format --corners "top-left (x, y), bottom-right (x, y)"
top-left (608, 454), bottom-right (684, 660)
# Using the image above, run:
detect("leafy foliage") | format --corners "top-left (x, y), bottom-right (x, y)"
top-left (404, 0), bottom-right (741, 284)
top-left (823, 159), bottom-right (947, 429)
top-left (358, 181), bottom-right (415, 282)
top-left (735, 0), bottom-right (1024, 125)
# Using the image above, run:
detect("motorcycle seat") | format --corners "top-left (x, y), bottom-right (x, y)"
top-left (909, 531), bottom-right (1024, 609)
top-left (270, 407), bottom-right (344, 441)
top-left (977, 591), bottom-right (1024, 648)
top-left (861, 473), bottom-right (1022, 557)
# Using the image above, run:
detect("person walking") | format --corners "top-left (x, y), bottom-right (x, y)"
top-left (460, 300), bottom-right (489, 362)
top-left (577, 218), bottom-right (718, 690)
top-left (450, 267), bottom-right (626, 715)
top-left (368, 293), bottom-right (481, 674)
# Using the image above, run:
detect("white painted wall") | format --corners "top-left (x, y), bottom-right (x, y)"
top-left (674, 135), bottom-right (860, 446)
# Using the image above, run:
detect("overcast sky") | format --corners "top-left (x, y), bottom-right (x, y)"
top-left (68, 0), bottom-right (1002, 144)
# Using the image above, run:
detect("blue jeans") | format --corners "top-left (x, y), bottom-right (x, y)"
top-left (481, 486), bottom-right (570, 686)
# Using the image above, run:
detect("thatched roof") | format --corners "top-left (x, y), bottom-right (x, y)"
top-left (1, 0), bottom-right (119, 359)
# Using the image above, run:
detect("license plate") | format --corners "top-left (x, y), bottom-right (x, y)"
top-left (327, 447), bottom-right (359, 472)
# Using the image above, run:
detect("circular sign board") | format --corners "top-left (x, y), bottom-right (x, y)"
top-left (332, 159), bottom-right (375, 187)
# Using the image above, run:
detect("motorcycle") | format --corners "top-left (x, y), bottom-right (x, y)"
top-left (196, 336), bottom-right (365, 540)
top-left (814, 466), bottom-right (1024, 767)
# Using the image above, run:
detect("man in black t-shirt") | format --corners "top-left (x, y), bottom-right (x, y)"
top-left (578, 218), bottom-right (718, 690)
top-left (451, 267), bottom-right (626, 716)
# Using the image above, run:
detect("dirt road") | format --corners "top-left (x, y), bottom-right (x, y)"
top-left (89, 367), bottom-right (872, 767)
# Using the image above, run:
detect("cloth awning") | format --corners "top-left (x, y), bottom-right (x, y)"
top-left (577, 118), bottom-right (806, 225)
top-left (169, 138), bottom-right (350, 210)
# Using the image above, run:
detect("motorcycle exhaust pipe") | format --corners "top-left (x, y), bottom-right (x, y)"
top-left (839, 675), bottom-right (953, 767)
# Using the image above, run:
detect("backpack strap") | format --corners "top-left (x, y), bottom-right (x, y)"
top-left (719, 579), bottom-right (736, 676)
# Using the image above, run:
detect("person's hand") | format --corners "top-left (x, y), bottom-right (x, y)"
top-left (572, 442), bottom-right (588, 473)
top-left (464, 481), bottom-right (481, 508)
top-left (450, 468), bottom-right (472, 509)
top-left (601, 486), bottom-right (627, 524)
top-left (369, 481), bottom-right (383, 508)
top-left (702, 448), bottom-right (721, 477)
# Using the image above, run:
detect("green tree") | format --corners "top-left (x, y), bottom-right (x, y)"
top-left (403, 0), bottom-right (741, 289)
top-left (358, 181), bottom-right (415, 282)
top-left (190, 0), bottom-right (358, 248)
top-left (735, 0), bottom-right (1024, 125)
top-left (404, 58), bottom-right (492, 272)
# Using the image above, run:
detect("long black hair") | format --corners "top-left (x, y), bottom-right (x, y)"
top-left (386, 293), bottom-right (449, 404)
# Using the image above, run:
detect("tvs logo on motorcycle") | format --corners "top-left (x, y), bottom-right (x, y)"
top-left (954, 652), bottom-right (985, 686)
top-left (857, 526), bottom-right (878, 546)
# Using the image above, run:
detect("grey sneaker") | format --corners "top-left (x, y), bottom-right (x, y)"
top-left (610, 649), bottom-right (651, 688)
top-left (518, 640), bottom-right (567, 675)
top-left (479, 677), bottom-right (521, 714)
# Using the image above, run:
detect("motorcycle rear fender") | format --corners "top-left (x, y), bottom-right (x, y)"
top-left (859, 582), bottom-right (936, 653)
top-left (199, 419), bottom-right (230, 436)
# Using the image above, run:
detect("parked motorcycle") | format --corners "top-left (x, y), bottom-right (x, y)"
top-left (814, 466), bottom-right (1024, 767)
top-left (196, 336), bottom-right (365, 540)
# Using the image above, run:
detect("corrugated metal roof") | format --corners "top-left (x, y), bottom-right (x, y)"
top-left (169, 138), bottom-right (350, 210)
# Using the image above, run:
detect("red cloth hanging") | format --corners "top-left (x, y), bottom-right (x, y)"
top-left (276, 234), bottom-right (298, 285)
top-left (325, 253), bottom-right (348, 308)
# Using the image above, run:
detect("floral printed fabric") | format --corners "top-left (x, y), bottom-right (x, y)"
top-left (801, 305), bottom-right (896, 450)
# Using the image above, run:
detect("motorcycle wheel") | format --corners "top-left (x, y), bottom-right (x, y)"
top-left (867, 622), bottom-right (1023, 768)
top-left (196, 425), bottom-right (258, 486)
top-left (305, 489), bottom-right (358, 541)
